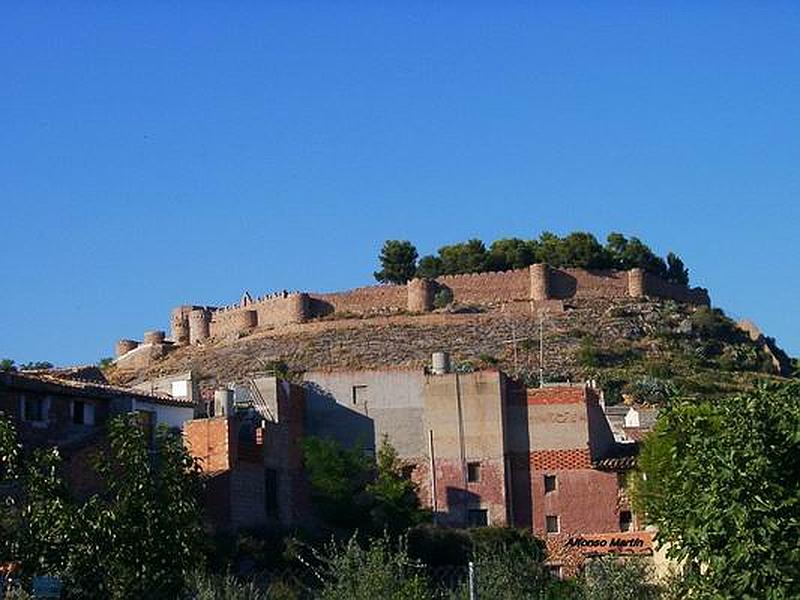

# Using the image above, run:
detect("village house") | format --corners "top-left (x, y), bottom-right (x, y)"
top-left (300, 356), bottom-right (655, 575)
top-left (0, 367), bottom-right (196, 496)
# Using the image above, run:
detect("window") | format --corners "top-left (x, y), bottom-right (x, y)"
top-left (352, 385), bottom-right (368, 405)
top-left (71, 401), bottom-right (94, 425)
top-left (547, 565), bottom-right (563, 580)
top-left (22, 396), bottom-right (45, 422)
top-left (619, 510), bottom-right (632, 532)
top-left (545, 515), bottom-right (560, 534)
top-left (265, 468), bottom-right (278, 516)
top-left (73, 401), bottom-right (85, 424)
top-left (467, 462), bottom-right (481, 483)
top-left (544, 474), bottom-right (557, 493)
top-left (467, 508), bottom-right (488, 527)
top-left (400, 464), bottom-right (415, 480)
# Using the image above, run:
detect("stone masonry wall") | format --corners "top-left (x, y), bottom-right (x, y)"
top-left (435, 269), bottom-right (530, 305)
top-left (551, 269), bottom-right (629, 299)
top-left (141, 265), bottom-right (708, 355)
top-left (310, 284), bottom-right (407, 317)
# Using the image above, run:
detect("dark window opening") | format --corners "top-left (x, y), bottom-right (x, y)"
top-left (352, 385), bottom-right (368, 405)
top-left (467, 462), bottom-right (481, 483)
top-left (544, 474), bottom-right (557, 493)
top-left (73, 401), bottom-right (85, 425)
top-left (548, 565), bottom-right (563, 580)
top-left (265, 468), bottom-right (278, 516)
top-left (546, 515), bottom-right (560, 534)
top-left (23, 397), bottom-right (44, 422)
top-left (619, 510), bottom-right (632, 532)
top-left (400, 464), bottom-right (415, 480)
top-left (467, 508), bottom-right (488, 527)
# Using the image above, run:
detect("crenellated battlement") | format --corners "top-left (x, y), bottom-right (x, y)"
top-left (114, 265), bottom-right (710, 370)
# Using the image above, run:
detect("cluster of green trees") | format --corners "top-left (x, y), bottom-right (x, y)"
top-left (374, 232), bottom-right (689, 285)
top-left (302, 435), bottom-right (429, 536)
top-left (631, 381), bottom-right (800, 599)
top-left (0, 414), bottom-right (204, 599)
top-left (0, 360), bottom-right (54, 372)
top-left (4, 381), bottom-right (799, 598)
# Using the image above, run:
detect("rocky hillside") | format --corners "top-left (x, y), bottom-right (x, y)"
top-left (111, 296), bottom-right (793, 405)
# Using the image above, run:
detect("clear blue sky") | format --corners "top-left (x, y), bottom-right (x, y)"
top-left (1, 2), bottom-right (798, 365)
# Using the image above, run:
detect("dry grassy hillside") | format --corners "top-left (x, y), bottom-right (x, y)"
top-left (111, 296), bottom-right (790, 404)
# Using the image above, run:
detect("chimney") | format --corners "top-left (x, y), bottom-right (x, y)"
top-left (213, 388), bottom-right (234, 418)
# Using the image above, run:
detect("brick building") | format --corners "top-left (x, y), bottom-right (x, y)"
top-left (302, 362), bottom-right (653, 574)
top-left (183, 377), bottom-right (308, 531)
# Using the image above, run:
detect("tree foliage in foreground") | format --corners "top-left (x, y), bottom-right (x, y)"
top-left (0, 413), bottom-right (205, 599)
top-left (631, 382), bottom-right (800, 599)
top-left (302, 435), bottom-right (429, 535)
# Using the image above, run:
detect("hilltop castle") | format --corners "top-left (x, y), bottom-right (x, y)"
top-left (113, 264), bottom-right (709, 371)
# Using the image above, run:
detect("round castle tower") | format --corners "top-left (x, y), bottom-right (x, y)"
top-left (189, 309), bottom-right (211, 344)
top-left (627, 268), bottom-right (646, 298)
top-left (143, 330), bottom-right (165, 345)
top-left (171, 306), bottom-right (191, 345)
top-left (407, 278), bottom-right (435, 312)
top-left (115, 339), bottom-right (139, 357)
top-left (529, 263), bottom-right (551, 301)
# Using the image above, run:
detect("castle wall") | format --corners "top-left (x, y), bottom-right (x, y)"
top-left (209, 309), bottom-right (257, 338)
top-left (551, 269), bottom-right (629, 299)
top-left (310, 285), bottom-right (407, 317)
top-left (435, 269), bottom-right (530, 305)
top-left (254, 293), bottom-right (309, 326)
top-left (642, 272), bottom-right (710, 305)
top-left (141, 266), bottom-right (709, 355)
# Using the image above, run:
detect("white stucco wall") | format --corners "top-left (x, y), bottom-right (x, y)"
top-left (132, 399), bottom-right (194, 430)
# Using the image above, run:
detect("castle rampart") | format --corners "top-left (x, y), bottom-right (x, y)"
top-left (114, 264), bottom-right (710, 368)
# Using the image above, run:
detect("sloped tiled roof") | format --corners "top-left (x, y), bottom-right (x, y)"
top-left (593, 442), bottom-right (639, 471)
top-left (2, 371), bottom-right (194, 407)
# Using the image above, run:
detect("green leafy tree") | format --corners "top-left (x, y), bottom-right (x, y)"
top-left (631, 382), bottom-right (800, 599)
top-left (558, 232), bottom-right (613, 269)
top-left (415, 255), bottom-right (442, 279)
top-left (487, 238), bottom-right (538, 271)
top-left (303, 535), bottom-right (430, 600)
top-left (577, 336), bottom-right (601, 369)
top-left (17, 362), bottom-right (54, 371)
top-left (615, 236), bottom-right (667, 277)
top-left (367, 437), bottom-right (429, 535)
top-left (0, 359), bottom-right (16, 372)
top-left (581, 556), bottom-right (661, 600)
top-left (374, 241), bottom-right (419, 284)
top-left (0, 414), bottom-right (205, 598)
top-left (437, 239), bottom-right (488, 275)
top-left (536, 231), bottom-right (566, 266)
top-left (665, 252), bottom-right (689, 285)
top-left (432, 288), bottom-right (453, 309)
top-left (97, 357), bottom-right (114, 370)
top-left (302, 437), bottom-right (373, 531)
